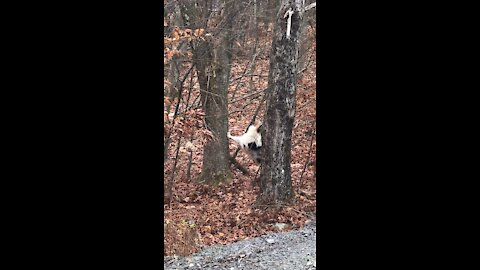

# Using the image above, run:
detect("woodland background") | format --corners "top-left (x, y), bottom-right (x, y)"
top-left (163, 0), bottom-right (316, 256)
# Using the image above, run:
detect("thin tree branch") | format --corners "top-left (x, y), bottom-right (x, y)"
top-left (304, 2), bottom-right (316, 11)
top-left (298, 126), bottom-right (316, 191)
top-left (228, 88), bottom-right (267, 104)
top-left (168, 136), bottom-right (182, 209)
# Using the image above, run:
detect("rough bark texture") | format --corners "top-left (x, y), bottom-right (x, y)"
top-left (180, 0), bottom-right (236, 185)
top-left (258, 0), bottom-right (303, 205)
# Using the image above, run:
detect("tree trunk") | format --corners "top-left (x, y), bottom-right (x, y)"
top-left (180, 0), bottom-right (236, 185)
top-left (257, 0), bottom-right (303, 205)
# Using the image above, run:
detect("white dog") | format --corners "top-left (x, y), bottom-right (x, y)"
top-left (227, 121), bottom-right (263, 163)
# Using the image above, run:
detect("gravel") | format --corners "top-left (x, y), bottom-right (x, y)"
top-left (164, 221), bottom-right (316, 270)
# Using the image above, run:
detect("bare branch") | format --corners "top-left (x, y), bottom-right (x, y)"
top-left (228, 88), bottom-right (267, 104)
top-left (304, 2), bottom-right (316, 11)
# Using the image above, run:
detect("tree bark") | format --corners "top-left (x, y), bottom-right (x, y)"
top-left (180, 0), bottom-right (236, 185)
top-left (257, 0), bottom-right (304, 205)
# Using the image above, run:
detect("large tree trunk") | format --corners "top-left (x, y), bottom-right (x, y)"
top-left (257, 0), bottom-right (303, 205)
top-left (180, 0), bottom-right (236, 185)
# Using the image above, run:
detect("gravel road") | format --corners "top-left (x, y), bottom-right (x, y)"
top-left (164, 221), bottom-right (316, 270)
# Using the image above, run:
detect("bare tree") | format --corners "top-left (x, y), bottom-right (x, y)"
top-left (180, 0), bottom-right (238, 185)
top-left (257, 0), bottom-right (304, 205)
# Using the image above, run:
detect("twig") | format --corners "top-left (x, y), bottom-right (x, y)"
top-left (288, 207), bottom-right (316, 219)
top-left (253, 164), bottom-right (261, 187)
top-left (231, 74), bottom-right (268, 81)
top-left (298, 126), bottom-right (316, 191)
top-left (229, 155), bottom-right (249, 175)
top-left (185, 64), bottom-right (196, 107)
top-left (228, 88), bottom-right (266, 104)
top-left (231, 47), bottom-right (259, 100)
top-left (186, 134), bottom-right (194, 181)
top-left (228, 94), bottom-right (263, 115)
top-left (297, 47), bottom-right (315, 75)
top-left (304, 2), bottom-right (316, 12)
top-left (168, 135), bottom-right (182, 209)
top-left (164, 65), bottom-right (194, 162)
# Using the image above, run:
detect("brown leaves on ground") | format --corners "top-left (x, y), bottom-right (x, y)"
top-left (164, 173), bottom-right (316, 255)
top-left (164, 28), bottom-right (316, 257)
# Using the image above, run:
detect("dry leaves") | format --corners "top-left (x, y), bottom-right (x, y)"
top-left (164, 15), bottom-right (316, 257)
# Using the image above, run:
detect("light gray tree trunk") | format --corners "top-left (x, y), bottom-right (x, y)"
top-left (257, 0), bottom-right (304, 205)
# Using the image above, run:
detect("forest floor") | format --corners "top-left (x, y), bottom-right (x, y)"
top-left (164, 34), bottom-right (316, 256)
